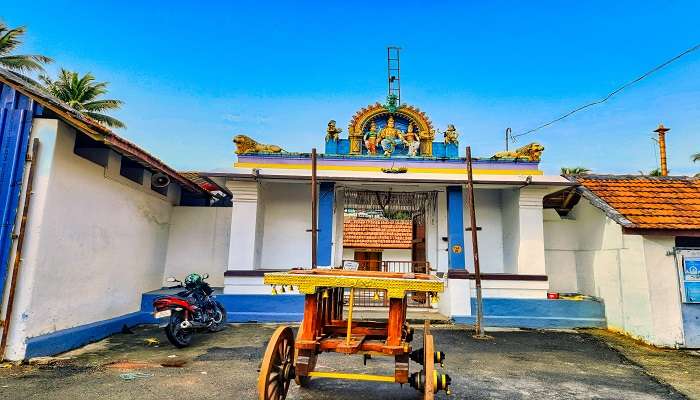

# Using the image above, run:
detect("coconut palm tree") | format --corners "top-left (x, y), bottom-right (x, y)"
top-left (638, 168), bottom-right (664, 176)
top-left (560, 166), bottom-right (591, 176)
top-left (692, 152), bottom-right (700, 163)
top-left (0, 22), bottom-right (52, 78)
top-left (40, 69), bottom-right (126, 129)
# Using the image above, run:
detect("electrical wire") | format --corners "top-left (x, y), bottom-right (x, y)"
top-left (511, 43), bottom-right (700, 140)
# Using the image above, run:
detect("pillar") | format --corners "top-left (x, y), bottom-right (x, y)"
top-left (226, 181), bottom-right (261, 271)
top-left (317, 182), bottom-right (335, 267)
top-left (446, 186), bottom-right (466, 269)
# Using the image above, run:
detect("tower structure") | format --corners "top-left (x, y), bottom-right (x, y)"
top-left (387, 46), bottom-right (401, 105)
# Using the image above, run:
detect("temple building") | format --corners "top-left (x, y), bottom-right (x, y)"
top-left (3, 65), bottom-right (696, 360)
top-left (213, 96), bottom-right (605, 326)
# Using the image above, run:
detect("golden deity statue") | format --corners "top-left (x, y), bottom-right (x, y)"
top-left (378, 116), bottom-right (403, 157)
top-left (444, 124), bottom-right (458, 145)
top-left (403, 122), bottom-right (420, 157)
top-left (325, 120), bottom-right (342, 142)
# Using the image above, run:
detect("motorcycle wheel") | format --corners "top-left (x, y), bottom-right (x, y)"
top-left (208, 302), bottom-right (227, 332)
top-left (165, 313), bottom-right (193, 348)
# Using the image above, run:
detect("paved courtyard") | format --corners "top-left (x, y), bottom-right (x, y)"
top-left (0, 324), bottom-right (697, 400)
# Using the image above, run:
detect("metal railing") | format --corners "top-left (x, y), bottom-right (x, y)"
top-left (341, 260), bottom-right (434, 308)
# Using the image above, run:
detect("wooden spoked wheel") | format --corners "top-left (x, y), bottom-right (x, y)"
top-left (258, 326), bottom-right (295, 400)
top-left (423, 333), bottom-right (435, 400)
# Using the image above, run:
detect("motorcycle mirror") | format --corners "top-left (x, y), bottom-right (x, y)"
top-left (202, 273), bottom-right (209, 279)
top-left (166, 277), bottom-right (177, 282)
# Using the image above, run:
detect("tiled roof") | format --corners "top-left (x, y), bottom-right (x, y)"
top-left (343, 217), bottom-right (412, 249)
top-left (574, 175), bottom-right (700, 230)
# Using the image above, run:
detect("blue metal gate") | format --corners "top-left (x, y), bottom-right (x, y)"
top-left (0, 82), bottom-right (42, 300)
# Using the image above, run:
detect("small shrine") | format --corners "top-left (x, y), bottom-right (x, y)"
top-left (232, 47), bottom-right (544, 176)
top-left (324, 94), bottom-right (459, 159)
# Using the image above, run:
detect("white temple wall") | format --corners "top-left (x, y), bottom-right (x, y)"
top-left (259, 181), bottom-right (312, 269)
top-left (463, 189), bottom-right (505, 273)
top-left (5, 120), bottom-right (174, 360)
top-left (501, 189), bottom-right (519, 274)
top-left (542, 199), bottom-right (685, 347)
top-left (163, 207), bottom-right (231, 287)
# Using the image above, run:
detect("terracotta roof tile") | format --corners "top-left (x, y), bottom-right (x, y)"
top-left (343, 217), bottom-right (412, 249)
top-left (576, 175), bottom-right (700, 230)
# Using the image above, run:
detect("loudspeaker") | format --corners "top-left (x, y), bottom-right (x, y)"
top-left (151, 172), bottom-right (170, 188)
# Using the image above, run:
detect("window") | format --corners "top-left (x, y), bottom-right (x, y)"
top-left (74, 133), bottom-right (109, 167)
top-left (119, 157), bottom-right (144, 184)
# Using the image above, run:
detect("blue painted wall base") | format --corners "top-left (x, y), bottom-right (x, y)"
top-left (23, 292), bottom-right (606, 358)
top-left (452, 298), bottom-right (606, 329)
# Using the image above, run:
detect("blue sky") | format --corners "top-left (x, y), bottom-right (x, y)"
top-left (3, 1), bottom-right (700, 175)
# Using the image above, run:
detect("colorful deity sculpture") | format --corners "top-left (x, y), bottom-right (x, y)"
top-left (379, 116), bottom-right (403, 157)
top-left (403, 122), bottom-right (420, 157)
top-left (363, 121), bottom-right (379, 155)
top-left (444, 124), bottom-right (458, 145)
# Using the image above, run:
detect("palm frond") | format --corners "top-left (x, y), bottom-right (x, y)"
top-left (0, 55), bottom-right (50, 72)
top-left (83, 111), bottom-right (126, 129)
top-left (81, 99), bottom-right (124, 112)
top-left (0, 25), bottom-right (26, 56)
top-left (692, 153), bottom-right (700, 163)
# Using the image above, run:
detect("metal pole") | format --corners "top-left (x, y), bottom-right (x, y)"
top-left (466, 146), bottom-right (486, 338)
top-left (1, 139), bottom-right (39, 360)
top-left (311, 148), bottom-right (318, 269)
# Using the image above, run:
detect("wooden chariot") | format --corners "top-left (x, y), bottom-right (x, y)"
top-left (257, 268), bottom-right (451, 399)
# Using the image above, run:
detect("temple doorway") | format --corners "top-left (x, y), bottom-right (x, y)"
top-left (342, 188), bottom-right (437, 307)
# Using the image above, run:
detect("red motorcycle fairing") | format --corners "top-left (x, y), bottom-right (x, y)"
top-left (153, 296), bottom-right (195, 313)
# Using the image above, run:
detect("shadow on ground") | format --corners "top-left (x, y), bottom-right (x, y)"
top-left (0, 324), bottom-right (692, 400)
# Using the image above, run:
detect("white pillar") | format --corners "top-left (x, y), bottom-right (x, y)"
top-left (516, 188), bottom-right (548, 275)
top-left (225, 181), bottom-right (261, 271)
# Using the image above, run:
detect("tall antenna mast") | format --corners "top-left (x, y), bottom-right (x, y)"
top-left (387, 46), bottom-right (401, 105)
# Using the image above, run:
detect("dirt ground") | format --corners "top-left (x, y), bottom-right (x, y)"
top-left (0, 324), bottom-right (697, 400)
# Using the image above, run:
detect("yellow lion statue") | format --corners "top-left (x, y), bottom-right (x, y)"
top-left (233, 135), bottom-right (285, 154)
top-left (491, 142), bottom-right (544, 162)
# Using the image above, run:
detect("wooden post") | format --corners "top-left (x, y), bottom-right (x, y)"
top-left (346, 288), bottom-right (355, 345)
top-left (466, 146), bottom-right (486, 338)
top-left (311, 148), bottom-right (318, 268)
top-left (654, 124), bottom-right (670, 176)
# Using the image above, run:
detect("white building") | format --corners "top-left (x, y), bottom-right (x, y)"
top-left (0, 70), bottom-right (212, 360)
top-left (544, 175), bottom-right (700, 348)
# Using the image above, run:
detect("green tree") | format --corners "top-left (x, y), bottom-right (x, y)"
top-left (40, 69), bottom-right (126, 129)
top-left (560, 166), bottom-right (591, 176)
top-left (638, 168), bottom-right (664, 176)
top-left (0, 22), bottom-right (52, 80)
top-left (693, 152), bottom-right (700, 177)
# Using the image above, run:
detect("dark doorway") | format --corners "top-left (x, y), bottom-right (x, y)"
top-left (354, 250), bottom-right (382, 271)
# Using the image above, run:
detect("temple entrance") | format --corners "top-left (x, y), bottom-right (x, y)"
top-left (342, 188), bottom-right (437, 307)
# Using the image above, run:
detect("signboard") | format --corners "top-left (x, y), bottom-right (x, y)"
top-left (682, 256), bottom-right (700, 303)
top-left (343, 260), bottom-right (359, 271)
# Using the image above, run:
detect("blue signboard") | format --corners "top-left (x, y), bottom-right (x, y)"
top-left (682, 257), bottom-right (700, 303)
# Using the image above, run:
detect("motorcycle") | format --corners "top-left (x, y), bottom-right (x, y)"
top-left (152, 273), bottom-right (227, 348)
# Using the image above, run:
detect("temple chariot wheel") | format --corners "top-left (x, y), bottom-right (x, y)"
top-left (258, 326), bottom-right (295, 400)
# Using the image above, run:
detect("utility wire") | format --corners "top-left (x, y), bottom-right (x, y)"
top-left (511, 43), bottom-right (700, 140)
